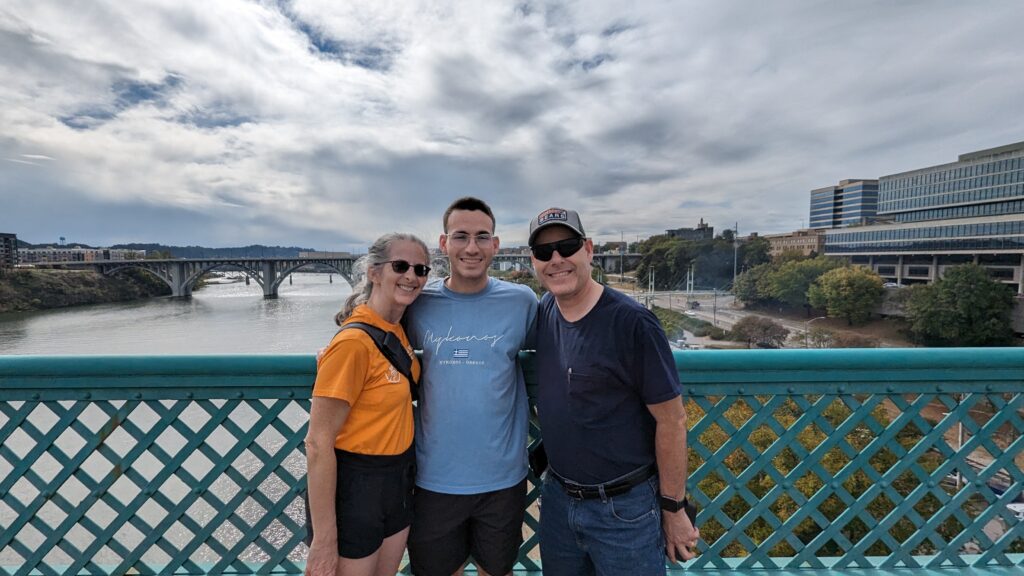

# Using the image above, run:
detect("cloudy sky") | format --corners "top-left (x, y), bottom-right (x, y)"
top-left (2, 1), bottom-right (1024, 251)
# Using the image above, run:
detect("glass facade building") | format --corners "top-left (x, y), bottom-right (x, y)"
top-left (0, 233), bottom-right (17, 269)
top-left (822, 141), bottom-right (1024, 293)
top-left (809, 179), bottom-right (879, 229)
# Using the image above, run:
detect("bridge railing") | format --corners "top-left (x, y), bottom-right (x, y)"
top-left (1, 349), bottom-right (1022, 575)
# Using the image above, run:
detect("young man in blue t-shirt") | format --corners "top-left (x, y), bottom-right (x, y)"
top-left (529, 207), bottom-right (699, 575)
top-left (403, 197), bottom-right (538, 576)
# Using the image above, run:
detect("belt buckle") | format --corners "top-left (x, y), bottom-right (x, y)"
top-left (564, 484), bottom-right (585, 499)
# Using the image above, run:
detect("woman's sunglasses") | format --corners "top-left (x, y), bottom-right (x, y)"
top-left (381, 260), bottom-right (431, 277)
top-left (530, 237), bottom-right (585, 262)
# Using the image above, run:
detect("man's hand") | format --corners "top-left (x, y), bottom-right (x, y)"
top-left (663, 508), bottom-right (699, 563)
top-left (305, 540), bottom-right (338, 576)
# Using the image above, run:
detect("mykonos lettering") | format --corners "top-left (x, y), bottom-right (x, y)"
top-left (424, 326), bottom-right (505, 355)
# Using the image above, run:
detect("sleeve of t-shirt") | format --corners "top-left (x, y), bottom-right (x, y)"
top-left (312, 336), bottom-right (371, 405)
top-left (633, 309), bottom-right (683, 405)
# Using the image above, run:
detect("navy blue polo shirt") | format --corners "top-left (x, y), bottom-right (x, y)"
top-left (535, 287), bottom-right (682, 485)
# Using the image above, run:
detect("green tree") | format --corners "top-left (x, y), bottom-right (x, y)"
top-left (733, 263), bottom-right (774, 305)
top-left (145, 250), bottom-right (174, 260)
top-left (773, 250), bottom-right (810, 264)
top-left (730, 316), bottom-right (790, 348)
top-left (905, 264), bottom-right (1015, 346)
top-left (635, 235), bottom-right (692, 290)
top-left (808, 266), bottom-right (884, 325)
top-left (765, 256), bottom-right (840, 311)
top-left (740, 236), bottom-right (772, 270)
top-left (506, 269), bottom-right (543, 296)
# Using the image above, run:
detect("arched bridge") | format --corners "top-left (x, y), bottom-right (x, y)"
top-left (53, 257), bottom-right (356, 299)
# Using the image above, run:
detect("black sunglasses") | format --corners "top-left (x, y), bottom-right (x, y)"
top-left (531, 237), bottom-right (585, 262)
top-left (381, 260), bottom-right (431, 277)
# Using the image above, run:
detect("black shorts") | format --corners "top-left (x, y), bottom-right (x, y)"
top-left (407, 478), bottom-right (527, 576)
top-left (304, 446), bottom-right (416, 559)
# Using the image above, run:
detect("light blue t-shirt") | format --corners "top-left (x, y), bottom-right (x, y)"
top-left (404, 277), bottom-right (538, 494)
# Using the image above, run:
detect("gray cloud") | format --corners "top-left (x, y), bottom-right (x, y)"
top-left (1, 1), bottom-right (1024, 250)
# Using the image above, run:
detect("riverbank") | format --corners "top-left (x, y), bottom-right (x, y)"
top-left (0, 269), bottom-right (171, 314)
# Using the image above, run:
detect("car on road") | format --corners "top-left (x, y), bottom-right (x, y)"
top-left (683, 310), bottom-right (698, 317)
top-left (1008, 503), bottom-right (1024, 521)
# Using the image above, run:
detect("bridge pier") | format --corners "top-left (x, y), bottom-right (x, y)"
top-left (169, 261), bottom-right (193, 299)
top-left (262, 261), bottom-right (277, 299)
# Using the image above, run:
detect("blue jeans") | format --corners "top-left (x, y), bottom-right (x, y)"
top-left (539, 472), bottom-right (665, 576)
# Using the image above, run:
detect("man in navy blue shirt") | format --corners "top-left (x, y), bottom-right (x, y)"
top-left (529, 207), bottom-right (699, 575)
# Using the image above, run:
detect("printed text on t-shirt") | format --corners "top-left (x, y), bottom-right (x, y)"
top-left (424, 326), bottom-right (505, 354)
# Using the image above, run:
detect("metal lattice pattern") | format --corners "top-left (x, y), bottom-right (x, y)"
top-left (0, 396), bottom-right (310, 575)
top-left (2, 350), bottom-right (1023, 574)
top-left (682, 391), bottom-right (1024, 570)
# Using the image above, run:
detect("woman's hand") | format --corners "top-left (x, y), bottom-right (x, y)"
top-left (305, 540), bottom-right (338, 576)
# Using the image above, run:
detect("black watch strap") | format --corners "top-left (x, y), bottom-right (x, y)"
top-left (659, 494), bottom-right (687, 512)
top-left (659, 495), bottom-right (697, 524)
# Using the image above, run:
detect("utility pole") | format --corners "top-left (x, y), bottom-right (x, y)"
top-left (732, 222), bottom-right (739, 290)
top-left (647, 269), bottom-right (655, 309)
top-left (620, 231), bottom-right (625, 284)
top-left (713, 289), bottom-right (718, 326)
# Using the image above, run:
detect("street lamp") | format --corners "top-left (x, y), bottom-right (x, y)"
top-left (804, 316), bottom-right (828, 348)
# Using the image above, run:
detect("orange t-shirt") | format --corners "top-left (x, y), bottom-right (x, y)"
top-left (312, 304), bottom-right (419, 455)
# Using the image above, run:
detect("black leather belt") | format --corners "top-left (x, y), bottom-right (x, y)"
top-left (551, 464), bottom-right (656, 500)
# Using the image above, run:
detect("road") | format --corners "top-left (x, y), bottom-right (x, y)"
top-left (621, 289), bottom-right (904, 348)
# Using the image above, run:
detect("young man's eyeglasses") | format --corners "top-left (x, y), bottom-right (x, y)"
top-left (446, 233), bottom-right (493, 247)
top-left (379, 260), bottom-right (431, 277)
top-left (531, 237), bottom-right (585, 262)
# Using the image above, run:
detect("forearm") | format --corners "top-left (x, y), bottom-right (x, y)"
top-left (306, 440), bottom-right (338, 546)
top-left (655, 408), bottom-right (688, 500)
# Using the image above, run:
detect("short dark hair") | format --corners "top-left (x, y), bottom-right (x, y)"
top-left (442, 197), bottom-right (496, 233)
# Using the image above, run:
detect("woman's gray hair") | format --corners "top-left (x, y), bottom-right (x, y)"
top-left (335, 232), bottom-right (430, 325)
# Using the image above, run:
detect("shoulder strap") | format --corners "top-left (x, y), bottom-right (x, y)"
top-left (339, 322), bottom-right (418, 401)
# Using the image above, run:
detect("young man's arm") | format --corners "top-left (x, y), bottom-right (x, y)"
top-left (648, 396), bottom-right (699, 563)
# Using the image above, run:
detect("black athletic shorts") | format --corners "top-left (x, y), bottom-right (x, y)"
top-left (304, 446), bottom-right (416, 559)
top-left (407, 478), bottom-right (527, 576)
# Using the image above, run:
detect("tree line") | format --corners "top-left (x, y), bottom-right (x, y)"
top-left (733, 252), bottom-right (1017, 347)
top-left (633, 231), bottom-right (773, 291)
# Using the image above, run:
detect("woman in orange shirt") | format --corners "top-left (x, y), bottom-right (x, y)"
top-left (305, 233), bottom-right (431, 576)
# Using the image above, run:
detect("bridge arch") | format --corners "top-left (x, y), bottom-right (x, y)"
top-left (101, 263), bottom-right (178, 295)
top-left (182, 263), bottom-right (265, 295)
top-left (268, 262), bottom-right (356, 295)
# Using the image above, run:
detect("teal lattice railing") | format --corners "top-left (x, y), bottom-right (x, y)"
top-left (1, 349), bottom-right (1022, 575)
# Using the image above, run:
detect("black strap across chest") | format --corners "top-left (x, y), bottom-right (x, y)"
top-left (338, 322), bottom-right (418, 401)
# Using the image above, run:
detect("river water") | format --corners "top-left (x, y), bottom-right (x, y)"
top-left (0, 272), bottom-right (351, 355)
top-left (0, 273), bottom-right (352, 568)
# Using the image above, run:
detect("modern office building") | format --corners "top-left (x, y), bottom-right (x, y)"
top-left (809, 179), bottom-right (879, 229)
top-left (823, 141), bottom-right (1024, 293)
top-left (763, 228), bottom-right (825, 258)
top-left (0, 233), bottom-right (17, 269)
top-left (666, 218), bottom-right (714, 241)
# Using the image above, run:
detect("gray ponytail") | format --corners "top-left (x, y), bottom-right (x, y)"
top-left (335, 232), bottom-right (430, 325)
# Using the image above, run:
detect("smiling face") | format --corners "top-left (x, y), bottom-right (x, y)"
top-left (440, 208), bottom-right (499, 292)
top-left (530, 225), bottom-right (594, 300)
top-left (367, 239), bottom-right (430, 316)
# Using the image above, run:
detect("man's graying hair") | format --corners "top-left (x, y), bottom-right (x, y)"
top-left (335, 232), bottom-right (430, 325)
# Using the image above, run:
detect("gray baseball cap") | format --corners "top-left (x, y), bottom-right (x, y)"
top-left (528, 207), bottom-right (586, 246)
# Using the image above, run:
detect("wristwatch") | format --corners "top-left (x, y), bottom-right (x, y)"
top-left (658, 494), bottom-right (689, 513)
